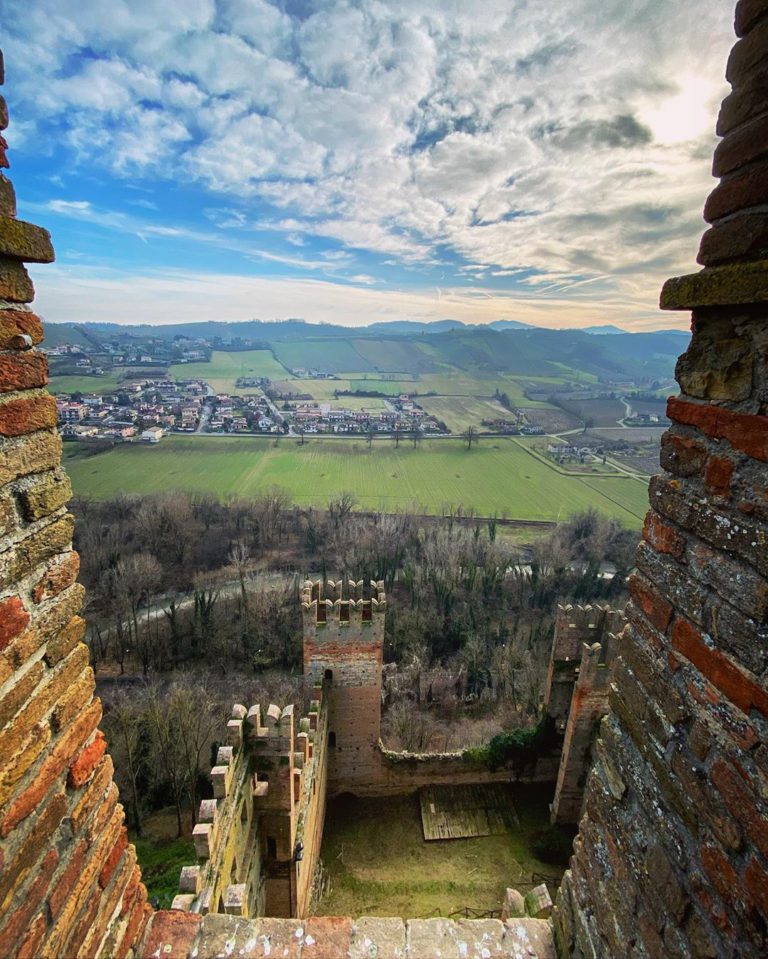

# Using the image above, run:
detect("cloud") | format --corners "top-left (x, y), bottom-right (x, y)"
top-left (3, 0), bottom-right (735, 327)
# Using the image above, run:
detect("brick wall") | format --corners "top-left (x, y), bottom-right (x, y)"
top-left (0, 50), bottom-right (150, 959)
top-left (555, 4), bottom-right (768, 956)
top-left (301, 578), bottom-right (386, 791)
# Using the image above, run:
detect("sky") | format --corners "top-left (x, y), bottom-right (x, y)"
top-left (4, 0), bottom-right (735, 332)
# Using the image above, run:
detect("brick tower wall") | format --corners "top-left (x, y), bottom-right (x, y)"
top-left (301, 578), bottom-right (386, 791)
top-left (555, 4), bottom-right (768, 956)
top-left (0, 50), bottom-right (150, 959)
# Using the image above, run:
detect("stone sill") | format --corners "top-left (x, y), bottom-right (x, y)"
top-left (139, 911), bottom-right (556, 958)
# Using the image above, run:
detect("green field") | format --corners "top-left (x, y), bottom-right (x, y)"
top-left (64, 435), bottom-right (648, 525)
top-left (49, 372), bottom-right (125, 394)
top-left (315, 788), bottom-right (565, 918)
top-left (169, 350), bottom-right (288, 393)
top-left (419, 395), bottom-right (512, 431)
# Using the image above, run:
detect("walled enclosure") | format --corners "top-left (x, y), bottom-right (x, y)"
top-left (1, 4), bottom-right (768, 956)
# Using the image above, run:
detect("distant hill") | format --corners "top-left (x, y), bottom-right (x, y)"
top-left (579, 325), bottom-right (625, 335)
top-left (43, 317), bottom-right (688, 384)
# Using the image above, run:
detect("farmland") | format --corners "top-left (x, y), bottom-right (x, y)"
top-left (49, 372), bottom-right (126, 394)
top-left (168, 350), bottom-right (288, 393)
top-left (64, 434), bottom-right (648, 526)
top-left (418, 395), bottom-right (512, 431)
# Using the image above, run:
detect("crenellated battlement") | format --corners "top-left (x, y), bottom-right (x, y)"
top-left (300, 578), bottom-right (386, 628)
top-left (174, 694), bottom-right (328, 920)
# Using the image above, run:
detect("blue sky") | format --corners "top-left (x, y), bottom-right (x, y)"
top-left (4, 0), bottom-right (734, 331)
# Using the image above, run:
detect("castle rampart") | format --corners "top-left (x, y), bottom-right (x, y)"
top-left (174, 693), bottom-right (329, 920)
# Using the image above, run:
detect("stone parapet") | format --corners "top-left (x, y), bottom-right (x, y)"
top-left (140, 911), bottom-right (556, 959)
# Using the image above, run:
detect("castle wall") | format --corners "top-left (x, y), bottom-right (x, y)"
top-left (0, 52), bottom-right (150, 959)
top-left (544, 606), bottom-right (625, 826)
top-left (301, 579), bottom-right (386, 791)
top-left (174, 694), bottom-right (329, 921)
top-left (555, 6), bottom-right (768, 956)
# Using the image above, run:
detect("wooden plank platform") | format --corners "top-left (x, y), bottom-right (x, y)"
top-left (419, 784), bottom-right (519, 841)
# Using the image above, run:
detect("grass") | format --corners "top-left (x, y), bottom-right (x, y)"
top-left (133, 837), bottom-right (195, 909)
top-left (169, 350), bottom-right (289, 393)
top-left (313, 786), bottom-right (565, 918)
top-left (64, 434), bottom-right (647, 525)
top-left (48, 372), bottom-right (127, 394)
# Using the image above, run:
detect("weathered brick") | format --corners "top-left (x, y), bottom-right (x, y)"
top-left (661, 260), bottom-right (768, 311)
top-left (675, 322), bottom-right (753, 401)
top-left (668, 398), bottom-right (768, 462)
top-left (0, 392), bottom-right (57, 437)
top-left (45, 615), bottom-right (87, 667)
top-left (698, 212), bottom-right (768, 266)
top-left (0, 215), bottom-right (54, 262)
top-left (0, 491), bottom-right (16, 537)
top-left (671, 616), bottom-right (768, 717)
top-left (139, 911), bottom-right (202, 959)
top-left (0, 643), bottom-right (89, 758)
top-left (645, 843), bottom-right (689, 922)
top-left (99, 827), bottom-right (129, 889)
top-left (0, 309), bottom-right (43, 348)
top-left (717, 62), bottom-right (768, 137)
top-left (704, 455), bottom-right (735, 497)
top-left (51, 663), bottom-right (94, 733)
top-left (0, 513), bottom-right (75, 588)
top-left (0, 719), bottom-right (51, 805)
top-left (31, 550), bottom-right (80, 604)
top-left (735, 0), bottom-right (768, 37)
top-left (727, 14), bottom-right (768, 83)
top-left (691, 541), bottom-right (768, 622)
top-left (659, 432), bottom-right (709, 477)
top-left (70, 754), bottom-right (114, 834)
top-left (0, 847), bottom-right (57, 956)
top-left (704, 165), bottom-right (768, 223)
top-left (744, 856), bottom-right (768, 914)
top-left (700, 844), bottom-right (739, 904)
top-left (1, 696), bottom-right (101, 836)
top-left (0, 172), bottom-right (15, 215)
top-left (44, 804), bottom-right (123, 956)
top-left (0, 351), bottom-right (47, 392)
top-left (0, 259), bottom-right (34, 302)
top-left (69, 729), bottom-right (107, 789)
top-left (0, 430), bottom-right (61, 485)
top-left (0, 790), bottom-right (67, 907)
top-left (713, 113), bottom-right (768, 178)
top-left (0, 594), bottom-right (29, 650)
top-left (643, 511), bottom-right (686, 560)
top-left (629, 573), bottom-right (673, 632)
top-left (650, 475), bottom-right (768, 577)
top-left (711, 759), bottom-right (768, 859)
top-left (18, 468), bottom-right (72, 521)
top-left (0, 658), bottom-right (44, 730)
top-left (17, 914), bottom-right (47, 959)
top-left (115, 901), bottom-right (151, 959)
top-left (49, 839), bottom-right (88, 919)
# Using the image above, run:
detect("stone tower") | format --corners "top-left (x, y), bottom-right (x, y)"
top-left (543, 605), bottom-right (626, 826)
top-left (300, 578), bottom-right (386, 792)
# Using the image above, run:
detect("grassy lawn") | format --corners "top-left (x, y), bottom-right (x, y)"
top-left (64, 435), bottom-right (647, 525)
top-left (49, 372), bottom-right (127, 394)
top-left (169, 350), bottom-right (289, 393)
top-left (314, 787), bottom-right (565, 918)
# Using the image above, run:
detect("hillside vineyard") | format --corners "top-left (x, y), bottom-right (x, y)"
top-left (1, 2), bottom-right (768, 957)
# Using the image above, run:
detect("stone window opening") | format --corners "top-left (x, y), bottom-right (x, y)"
top-left (329, 731), bottom-right (337, 748)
